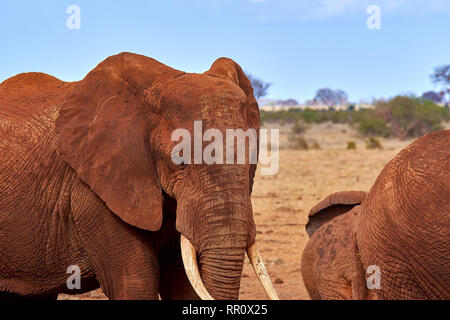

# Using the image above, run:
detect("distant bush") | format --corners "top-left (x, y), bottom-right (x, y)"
top-left (311, 141), bottom-right (321, 150)
top-left (409, 99), bottom-right (446, 137)
top-left (375, 96), bottom-right (444, 140)
top-left (366, 137), bottom-right (383, 149)
top-left (260, 97), bottom-right (449, 140)
top-left (328, 110), bottom-right (356, 124)
top-left (347, 141), bottom-right (356, 149)
top-left (291, 119), bottom-right (308, 135)
top-left (299, 108), bottom-right (328, 124)
top-left (357, 113), bottom-right (391, 138)
top-left (260, 108), bottom-right (329, 125)
top-left (260, 108), bottom-right (302, 124)
top-left (289, 136), bottom-right (309, 150)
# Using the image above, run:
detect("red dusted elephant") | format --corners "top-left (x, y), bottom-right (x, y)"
top-left (302, 130), bottom-right (449, 300)
top-left (301, 191), bottom-right (377, 299)
top-left (0, 53), bottom-right (278, 300)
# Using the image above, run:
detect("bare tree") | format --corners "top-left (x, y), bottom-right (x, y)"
top-left (431, 64), bottom-right (450, 102)
top-left (246, 73), bottom-right (271, 100)
top-left (314, 88), bottom-right (348, 107)
top-left (336, 89), bottom-right (349, 105)
top-left (422, 91), bottom-right (444, 103)
top-left (283, 99), bottom-right (299, 106)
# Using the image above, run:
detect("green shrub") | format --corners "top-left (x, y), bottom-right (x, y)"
top-left (410, 99), bottom-right (445, 136)
top-left (375, 96), bottom-right (445, 140)
top-left (299, 108), bottom-right (323, 123)
top-left (357, 114), bottom-right (390, 138)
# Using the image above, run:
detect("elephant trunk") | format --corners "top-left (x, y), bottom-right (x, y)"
top-left (196, 200), bottom-right (249, 300)
top-left (181, 236), bottom-right (279, 300)
top-left (199, 245), bottom-right (246, 300)
top-left (179, 190), bottom-right (279, 300)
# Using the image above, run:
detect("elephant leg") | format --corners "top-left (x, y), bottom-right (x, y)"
top-left (71, 182), bottom-right (160, 300)
top-left (158, 250), bottom-right (199, 300)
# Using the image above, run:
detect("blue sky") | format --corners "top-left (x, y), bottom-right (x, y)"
top-left (1, 0), bottom-right (449, 103)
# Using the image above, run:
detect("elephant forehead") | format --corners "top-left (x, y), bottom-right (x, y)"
top-left (165, 74), bottom-right (246, 107)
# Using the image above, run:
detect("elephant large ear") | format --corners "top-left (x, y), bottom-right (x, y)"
top-left (204, 58), bottom-right (261, 193)
top-left (56, 53), bottom-right (180, 231)
top-left (204, 58), bottom-right (260, 130)
top-left (305, 191), bottom-right (367, 237)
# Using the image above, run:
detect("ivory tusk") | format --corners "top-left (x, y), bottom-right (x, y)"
top-left (180, 234), bottom-right (214, 300)
top-left (247, 243), bottom-right (280, 300)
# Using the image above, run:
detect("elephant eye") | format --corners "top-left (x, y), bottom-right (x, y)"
top-left (179, 160), bottom-right (188, 170)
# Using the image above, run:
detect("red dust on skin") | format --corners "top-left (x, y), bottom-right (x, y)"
top-left (0, 52), bottom-right (268, 300)
top-left (302, 131), bottom-right (450, 300)
top-left (356, 130), bottom-right (450, 300)
top-left (301, 191), bottom-right (374, 300)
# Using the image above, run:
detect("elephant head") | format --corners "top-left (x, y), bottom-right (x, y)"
top-left (56, 52), bottom-right (278, 300)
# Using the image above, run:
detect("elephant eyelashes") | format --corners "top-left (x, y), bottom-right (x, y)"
top-left (169, 160), bottom-right (187, 171)
top-left (178, 162), bottom-right (188, 170)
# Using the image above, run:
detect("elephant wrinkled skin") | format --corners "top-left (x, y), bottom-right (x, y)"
top-left (302, 131), bottom-right (449, 300)
top-left (357, 130), bottom-right (449, 299)
top-left (0, 52), bottom-right (277, 300)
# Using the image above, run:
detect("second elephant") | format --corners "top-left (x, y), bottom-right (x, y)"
top-left (301, 191), bottom-right (376, 299)
top-left (301, 130), bottom-right (450, 300)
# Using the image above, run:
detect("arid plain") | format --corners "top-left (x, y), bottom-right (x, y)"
top-left (59, 123), bottom-right (417, 300)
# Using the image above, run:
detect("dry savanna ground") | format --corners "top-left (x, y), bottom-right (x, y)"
top-left (60, 123), bottom-right (414, 300)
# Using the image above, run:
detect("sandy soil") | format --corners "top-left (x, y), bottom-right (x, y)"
top-left (59, 123), bottom-right (414, 300)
